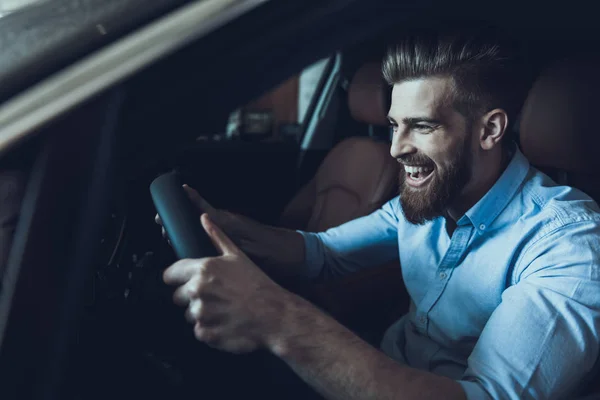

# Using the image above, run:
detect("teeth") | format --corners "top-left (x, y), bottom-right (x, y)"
top-left (404, 165), bottom-right (433, 174)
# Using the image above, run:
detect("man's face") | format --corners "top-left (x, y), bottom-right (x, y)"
top-left (388, 77), bottom-right (474, 224)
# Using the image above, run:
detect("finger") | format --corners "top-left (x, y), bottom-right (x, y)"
top-left (172, 276), bottom-right (215, 307)
top-left (201, 214), bottom-right (241, 256)
top-left (183, 185), bottom-right (216, 214)
top-left (155, 214), bottom-right (162, 225)
top-left (185, 299), bottom-right (226, 326)
top-left (193, 324), bottom-right (221, 347)
top-left (185, 298), bottom-right (203, 321)
top-left (193, 323), bottom-right (256, 353)
top-left (184, 302), bottom-right (197, 323)
top-left (172, 277), bottom-right (198, 307)
top-left (163, 259), bottom-right (203, 285)
top-left (221, 338), bottom-right (257, 355)
top-left (161, 227), bottom-right (173, 246)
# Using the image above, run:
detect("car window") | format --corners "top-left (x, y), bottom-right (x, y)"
top-left (224, 57), bottom-right (331, 143)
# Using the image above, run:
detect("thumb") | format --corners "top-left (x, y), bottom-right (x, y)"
top-left (201, 213), bottom-right (241, 256)
top-left (183, 185), bottom-right (216, 214)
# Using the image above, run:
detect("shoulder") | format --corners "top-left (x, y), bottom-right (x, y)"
top-left (516, 168), bottom-right (600, 239)
top-left (511, 168), bottom-right (600, 282)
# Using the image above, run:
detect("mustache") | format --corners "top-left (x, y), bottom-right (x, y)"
top-left (398, 154), bottom-right (434, 166)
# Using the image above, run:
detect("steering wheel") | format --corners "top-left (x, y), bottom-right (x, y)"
top-left (150, 171), bottom-right (218, 259)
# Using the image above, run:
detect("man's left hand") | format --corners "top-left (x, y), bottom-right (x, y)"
top-left (163, 214), bottom-right (290, 354)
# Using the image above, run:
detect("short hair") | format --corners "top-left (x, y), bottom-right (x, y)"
top-left (382, 28), bottom-right (529, 129)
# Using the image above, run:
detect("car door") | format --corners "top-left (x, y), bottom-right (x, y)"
top-left (0, 0), bottom-right (428, 399)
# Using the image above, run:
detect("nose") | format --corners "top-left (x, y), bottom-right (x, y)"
top-left (390, 129), bottom-right (417, 159)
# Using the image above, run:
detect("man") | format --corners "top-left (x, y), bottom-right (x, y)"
top-left (157, 30), bottom-right (600, 399)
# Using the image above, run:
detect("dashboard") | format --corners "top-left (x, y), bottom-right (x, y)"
top-left (76, 187), bottom-right (195, 398)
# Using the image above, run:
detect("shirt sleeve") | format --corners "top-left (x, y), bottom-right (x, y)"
top-left (297, 196), bottom-right (401, 280)
top-left (457, 220), bottom-right (600, 399)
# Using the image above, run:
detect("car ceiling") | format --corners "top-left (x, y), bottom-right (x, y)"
top-left (2, 0), bottom-right (598, 103)
top-left (1, 0), bottom-right (599, 168)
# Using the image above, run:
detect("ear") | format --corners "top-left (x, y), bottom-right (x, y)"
top-left (479, 109), bottom-right (508, 151)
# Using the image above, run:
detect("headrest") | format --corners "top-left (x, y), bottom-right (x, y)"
top-left (348, 63), bottom-right (389, 126)
top-left (519, 57), bottom-right (600, 173)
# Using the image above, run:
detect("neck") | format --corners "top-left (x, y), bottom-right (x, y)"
top-left (446, 146), bottom-right (511, 223)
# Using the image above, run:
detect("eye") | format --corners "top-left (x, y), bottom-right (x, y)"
top-left (413, 124), bottom-right (435, 133)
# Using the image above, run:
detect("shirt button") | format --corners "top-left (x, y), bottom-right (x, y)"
top-left (418, 315), bottom-right (426, 324)
top-left (479, 223), bottom-right (486, 230)
top-left (439, 272), bottom-right (447, 280)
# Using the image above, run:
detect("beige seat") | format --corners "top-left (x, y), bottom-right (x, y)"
top-left (520, 57), bottom-right (600, 201)
top-left (279, 62), bottom-right (399, 232)
top-left (279, 63), bottom-right (407, 340)
top-left (519, 56), bottom-right (600, 397)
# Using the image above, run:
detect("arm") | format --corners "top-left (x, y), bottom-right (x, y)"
top-left (219, 198), bottom-right (401, 281)
top-left (269, 291), bottom-right (466, 400)
top-left (211, 209), bottom-right (307, 280)
top-left (458, 221), bottom-right (600, 399)
top-left (181, 185), bottom-right (401, 282)
top-left (295, 196), bottom-right (401, 281)
top-left (267, 221), bottom-right (600, 400)
top-left (164, 215), bottom-right (464, 400)
top-left (164, 185), bottom-right (306, 279)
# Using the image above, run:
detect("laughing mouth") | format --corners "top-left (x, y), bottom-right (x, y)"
top-left (403, 165), bottom-right (434, 182)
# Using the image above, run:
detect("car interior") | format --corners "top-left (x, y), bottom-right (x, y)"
top-left (1, 0), bottom-right (600, 399)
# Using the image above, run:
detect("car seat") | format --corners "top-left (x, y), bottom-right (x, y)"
top-left (278, 62), bottom-right (408, 345)
top-left (519, 56), bottom-right (600, 398)
top-left (278, 62), bottom-right (399, 232)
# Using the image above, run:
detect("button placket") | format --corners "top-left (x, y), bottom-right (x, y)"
top-left (415, 225), bottom-right (474, 335)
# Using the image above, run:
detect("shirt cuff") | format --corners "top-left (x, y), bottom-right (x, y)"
top-left (458, 380), bottom-right (493, 400)
top-left (296, 230), bottom-right (325, 279)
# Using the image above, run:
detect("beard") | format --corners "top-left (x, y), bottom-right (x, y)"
top-left (398, 136), bottom-right (471, 225)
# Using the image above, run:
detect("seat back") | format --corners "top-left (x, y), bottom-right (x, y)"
top-left (279, 63), bottom-right (398, 232)
top-left (520, 57), bottom-right (600, 202)
top-left (519, 57), bottom-right (600, 396)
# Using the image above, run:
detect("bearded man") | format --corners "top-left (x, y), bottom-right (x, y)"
top-left (157, 30), bottom-right (600, 399)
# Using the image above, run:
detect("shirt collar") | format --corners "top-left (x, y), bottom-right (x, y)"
top-left (457, 144), bottom-right (530, 230)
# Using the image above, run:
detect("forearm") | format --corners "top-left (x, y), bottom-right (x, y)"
top-left (218, 211), bottom-right (307, 280)
top-left (269, 293), bottom-right (466, 400)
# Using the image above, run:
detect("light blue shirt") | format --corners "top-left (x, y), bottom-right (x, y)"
top-left (299, 147), bottom-right (600, 399)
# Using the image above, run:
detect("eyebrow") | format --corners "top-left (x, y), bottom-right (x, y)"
top-left (387, 116), bottom-right (442, 125)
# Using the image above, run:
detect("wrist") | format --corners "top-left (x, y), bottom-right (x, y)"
top-left (263, 290), bottom-right (318, 358)
top-left (262, 289), bottom-right (298, 357)
top-left (250, 226), bottom-right (305, 275)
top-left (271, 228), bottom-right (305, 267)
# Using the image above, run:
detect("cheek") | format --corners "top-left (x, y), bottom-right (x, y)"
top-left (435, 137), bottom-right (469, 168)
top-left (429, 153), bottom-right (448, 173)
